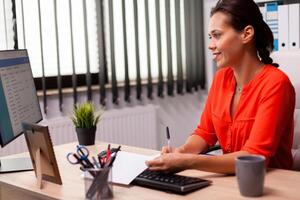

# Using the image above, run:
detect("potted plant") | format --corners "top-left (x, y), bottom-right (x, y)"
top-left (71, 102), bottom-right (103, 145)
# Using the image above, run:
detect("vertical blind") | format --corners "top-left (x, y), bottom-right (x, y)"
top-left (1, 0), bottom-right (205, 113)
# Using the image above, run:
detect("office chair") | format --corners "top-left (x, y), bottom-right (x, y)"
top-left (271, 51), bottom-right (300, 171)
top-left (203, 144), bottom-right (222, 155)
top-left (292, 83), bottom-right (300, 171)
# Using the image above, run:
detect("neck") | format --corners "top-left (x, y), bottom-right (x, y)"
top-left (232, 50), bottom-right (264, 87)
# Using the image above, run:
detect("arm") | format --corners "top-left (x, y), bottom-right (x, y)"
top-left (147, 150), bottom-right (250, 174)
top-left (162, 77), bottom-right (218, 154)
top-left (162, 135), bottom-right (209, 154)
top-left (187, 151), bottom-right (250, 174)
top-left (177, 135), bottom-right (209, 154)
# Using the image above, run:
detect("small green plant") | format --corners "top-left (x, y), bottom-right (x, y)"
top-left (71, 102), bottom-right (103, 128)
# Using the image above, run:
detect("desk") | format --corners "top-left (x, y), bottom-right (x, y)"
top-left (0, 142), bottom-right (300, 200)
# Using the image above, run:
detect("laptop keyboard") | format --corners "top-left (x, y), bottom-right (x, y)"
top-left (132, 169), bottom-right (212, 194)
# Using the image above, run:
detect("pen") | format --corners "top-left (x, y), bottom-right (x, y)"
top-left (166, 126), bottom-right (171, 151)
top-left (108, 145), bottom-right (121, 167)
top-left (106, 144), bottom-right (111, 162)
top-left (98, 156), bottom-right (105, 168)
top-left (92, 156), bottom-right (100, 169)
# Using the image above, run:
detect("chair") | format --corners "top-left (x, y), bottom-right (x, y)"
top-left (272, 51), bottom-right (300, 171)
top-left (292, 83), bottom-right (300, 171)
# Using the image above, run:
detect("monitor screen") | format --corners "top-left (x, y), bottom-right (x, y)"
top-left (0, 49), bottom-right (42, 147)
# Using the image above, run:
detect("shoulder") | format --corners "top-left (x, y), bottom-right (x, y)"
top-left (212, 67), bottom-right (233, 85)
top-left (259, 65), bottom-right (295, 99)
top-left (264, 65), bottom-right (290, 81)
top-left (262, 65), bottom-right (294, 88)
top-left (209, 67), bottom-right (234, 91)
top-left (214, 67), bottom-right (232, 79)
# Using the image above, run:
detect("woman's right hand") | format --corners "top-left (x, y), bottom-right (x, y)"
top-left (161, 146), bottom-right (183, 154)
top-left (160, 135), bottom-right (209, 155)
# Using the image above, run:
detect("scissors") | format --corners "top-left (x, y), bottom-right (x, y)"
top-left (67, 145), bottom-right (94, 169)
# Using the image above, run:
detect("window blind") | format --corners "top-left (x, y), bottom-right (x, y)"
top-left (1, 0), bottom-right (206, 112)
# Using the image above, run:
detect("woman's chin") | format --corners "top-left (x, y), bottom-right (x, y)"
top-left (215, 61), bottom-right (226, 69)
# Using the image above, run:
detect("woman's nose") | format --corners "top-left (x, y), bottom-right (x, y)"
top-left (208, 40), bottom-right (216, 51)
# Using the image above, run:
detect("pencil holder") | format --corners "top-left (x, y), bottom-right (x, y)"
top-left (84, 167), bottom-right (113, 200)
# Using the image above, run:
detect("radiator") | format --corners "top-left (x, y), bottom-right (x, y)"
top-left (0, 105), bottom-right (159, 156)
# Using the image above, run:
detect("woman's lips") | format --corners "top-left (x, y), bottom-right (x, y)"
top-left (212, 52), bottom-right (221, 60)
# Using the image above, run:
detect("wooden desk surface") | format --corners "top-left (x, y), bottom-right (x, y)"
top-left (0, 141), bottom-right (300, 200)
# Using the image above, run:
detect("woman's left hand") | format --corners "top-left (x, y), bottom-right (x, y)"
top-left (145, 153), bottom-right (191, 173)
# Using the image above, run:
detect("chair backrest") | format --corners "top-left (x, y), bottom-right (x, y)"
top-left (292, 83), bottom-right (300, 170)
top-left (293, 108), bottom-right (300, 170)
top-left (272, 51), bottom-right (300, 108)
top-left (272, 51), bottom-right (300, 170)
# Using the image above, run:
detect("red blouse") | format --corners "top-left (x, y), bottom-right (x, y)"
top-left (193, 65), bottom-right (295, 169)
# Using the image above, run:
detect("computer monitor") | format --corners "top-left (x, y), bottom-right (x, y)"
top-left (0, 49), bottom-right (42, 172)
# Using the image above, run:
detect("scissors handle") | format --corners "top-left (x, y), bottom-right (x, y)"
top-left (67, 153), bottom-right (80, 164)
top-left (77, 145), bottom-right (89, 157)
top-left (67, 152), bottom-right (93, 170)
top-left (77, 145), bottom-right (95, 168)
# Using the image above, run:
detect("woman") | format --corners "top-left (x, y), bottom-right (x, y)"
top-left (146, 0), bottom-right (295, 174)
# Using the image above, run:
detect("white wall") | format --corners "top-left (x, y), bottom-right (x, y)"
top-left (203, 0), bottom-right (218, 89)
top-left (0, 0), bottom-right (14, 50)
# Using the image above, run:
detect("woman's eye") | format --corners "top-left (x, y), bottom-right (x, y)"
top-left (213, 33), bottom-right (221, 39)
top-left (209, 32), bottom-right (222, 40)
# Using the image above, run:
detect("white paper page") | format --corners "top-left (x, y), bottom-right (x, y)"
top-left (112, 151), bottom-right (159, 185)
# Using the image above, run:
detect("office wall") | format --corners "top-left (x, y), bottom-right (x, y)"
top-left (38, 85), bottom-right (207, 150)
top-left (203, 0), bottom-right (218, 89)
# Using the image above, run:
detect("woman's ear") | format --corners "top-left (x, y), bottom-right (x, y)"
top-left (241, 25), bottom-right (255, 44)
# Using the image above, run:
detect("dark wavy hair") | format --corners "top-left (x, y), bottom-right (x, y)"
top-left (211, 0), bottom-right (279, 67)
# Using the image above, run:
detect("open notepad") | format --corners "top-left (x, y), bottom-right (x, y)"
top-left (85, 151), bottom-right (159, 185)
